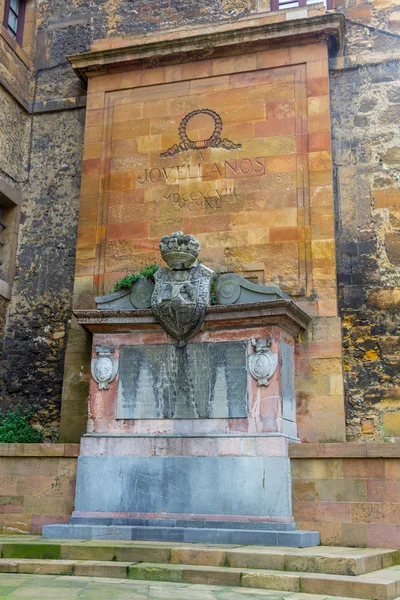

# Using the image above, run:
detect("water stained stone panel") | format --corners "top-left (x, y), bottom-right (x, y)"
top-left (117, 341), bottom-right (248, 419)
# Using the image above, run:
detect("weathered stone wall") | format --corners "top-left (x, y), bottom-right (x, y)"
top-left (0, 444), bottom-right (79, 534)
top-left (0, 18), bottom-right (30, 418)
top-left (329, 0), bottom-right (400, 441)
top-left (0, 109), bottom-right (85, 438)
top-left (291, 443), bottom-right (400, 549)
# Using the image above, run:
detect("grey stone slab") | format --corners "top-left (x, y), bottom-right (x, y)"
top-left (201, 521), bottom-right (296, 531)
top-left (42, 524), bottom-right (133, 541)
top-left (69, 517), bottom-right (296, 531)
top-left (129, 527), bottom-right (185, 543)
top-left (93, 526), bottom-right (134, 540)
top-left (277, 531), bottom-right (321, 547)
top-left (74, 456), bottom-right (292, 517)
top-left (43, 524), bottom-right (319, 546)
top-left (70, 517), bottom-right (114, 526)
top-left (181, 528), bottom-right (278, 545)
top-left (116, 341), bottom-right (248, 419)
top-left (42, 525), bottom-right (93, 539)
top-left (176, 520), bottom-right (207, 529)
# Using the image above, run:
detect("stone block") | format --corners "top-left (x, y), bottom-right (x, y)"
top-left (293, 501), bottom-right (351, 523)
top-left (368, 525), bottom-right (400, 550)
top-left (383, 413), bottom-right (400, 437)
top-left (277, 531), bottom-right (320, 547)
top-left (291, 458), bottom-right (343, 480)
top-left (170, 548), bottom-right (227, 567)
top-left (314, 479), bottom-right (367, 502)
top-left (60, 543), bottom-right (115, 561)
top-left (182, 565), bottom-right (242, 586)
top-left (73, 561), bottom-right (131, 578)
top-left (341, 523), bottom-right (368, 548)
top-left (385, 459), bottom-right (400, 479)
top-left (312, 522), bottom-right (342, 546)
top-left (367, 479), bottom-right (400, 503)
top-left (292, 481), bottom-right (318, 502)
top-left (181, 528), bottom-right (278, 545)
top-left (128, 563), bottom-right (185, 583)
top-left (2, 542), bottom-right (60, 560)
top-left (17, 559), bottom-right (75, 575)
top-left (73, 456), bottom-right (293, 518)
top-left (343, 458), bottom-right (385, 479)
top-left (42, 525), bottom-right (92, 539)
top-left (115, 545), bottom-right (171, 563)
top-left (352, 502), bottom-right (400, 525)
top-left (241, 571), bottom-right (300, 591)
top-left (227, 549), bottom-right (285, 570)
top-left (0, 560), bottom-right (18, 573)
top-left (300, 573), bottom-right (397, 600)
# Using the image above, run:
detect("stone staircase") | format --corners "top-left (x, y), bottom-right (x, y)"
top-left (1, 537), bottom-right (400, 599)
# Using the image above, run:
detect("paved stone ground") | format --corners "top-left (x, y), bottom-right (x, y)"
top-left (0, 573), bottom-right (363, 599)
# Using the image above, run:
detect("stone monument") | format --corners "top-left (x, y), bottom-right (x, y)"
top-left (43, 232), bottom-right (319, 547)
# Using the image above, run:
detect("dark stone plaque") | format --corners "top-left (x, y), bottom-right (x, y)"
top-left (117, 341), bottom-right (248, 419)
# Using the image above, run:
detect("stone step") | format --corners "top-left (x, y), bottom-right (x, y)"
top-left (1, 558), bottom-right (400, 599)
top-left (0, 539), bottom-right (397, 576)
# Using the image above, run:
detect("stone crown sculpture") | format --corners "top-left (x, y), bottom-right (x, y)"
top-left (160, 231), bottom-right (200, 270)
top-left (152, 231), bottom-right (214, 345)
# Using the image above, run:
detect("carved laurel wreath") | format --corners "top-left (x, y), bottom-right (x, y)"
top-left (160, 109), bottom-right (242, 158)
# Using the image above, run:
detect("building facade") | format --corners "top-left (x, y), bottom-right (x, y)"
top-left (0, 0), bottom-right (399, 445)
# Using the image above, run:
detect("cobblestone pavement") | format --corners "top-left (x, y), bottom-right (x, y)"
top-left (0, 573), bottom-right (362, 599)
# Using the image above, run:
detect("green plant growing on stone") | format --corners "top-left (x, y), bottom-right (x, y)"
top-left (210, 280), bottom-right (218, 305)
top-left (210, 270), bottom-right (221, 305)
top-left (112, 264), bottom-right (159, 293)
top-left (0, 406), bottom-right (44, 443)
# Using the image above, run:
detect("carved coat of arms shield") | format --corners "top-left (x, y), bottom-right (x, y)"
top-left (151, 264), bottom-right (214, 344)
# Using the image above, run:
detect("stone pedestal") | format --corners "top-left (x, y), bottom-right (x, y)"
top-left (44, 301), bottom-right (320, 546)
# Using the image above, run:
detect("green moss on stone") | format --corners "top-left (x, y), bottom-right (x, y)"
top-left (60, 544), bottom-right (115, 561)
top-left (128, 564), bottom-right (184, 582)
top-left (2, 543), bottom-right (60, 560)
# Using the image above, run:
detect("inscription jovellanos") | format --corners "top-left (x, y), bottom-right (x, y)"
top-left (136, 157), bottom-right (265, 185)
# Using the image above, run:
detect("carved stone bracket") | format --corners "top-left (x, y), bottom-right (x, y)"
top-left (216, 273), bottom-right (289, 305)
top-left (248, 338), bottom-right (278, 387)
top-left (95, 278), bottom-right (155, 310)
top-left (91, 345), bottom-right (119, 390)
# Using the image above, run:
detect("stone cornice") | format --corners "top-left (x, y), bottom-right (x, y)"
top-left (74, 299), bottom-right (311, 337)
top-left (0, 443), bottom-right (80, 457)
top-left (289, 442), bottom-right (400, 458)
top-left (68, 12), bottom-right (345, 82)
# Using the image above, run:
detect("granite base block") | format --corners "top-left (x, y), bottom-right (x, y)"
top-left (42, 523), bottom-right (320, 547)
top-left (73, 456), bottom-right (293, 517)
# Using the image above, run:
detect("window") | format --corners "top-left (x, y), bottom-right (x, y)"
top-left (0, 177), bottom-right (21, 300)
top-left (3, 0), bottom-right (26, 45)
